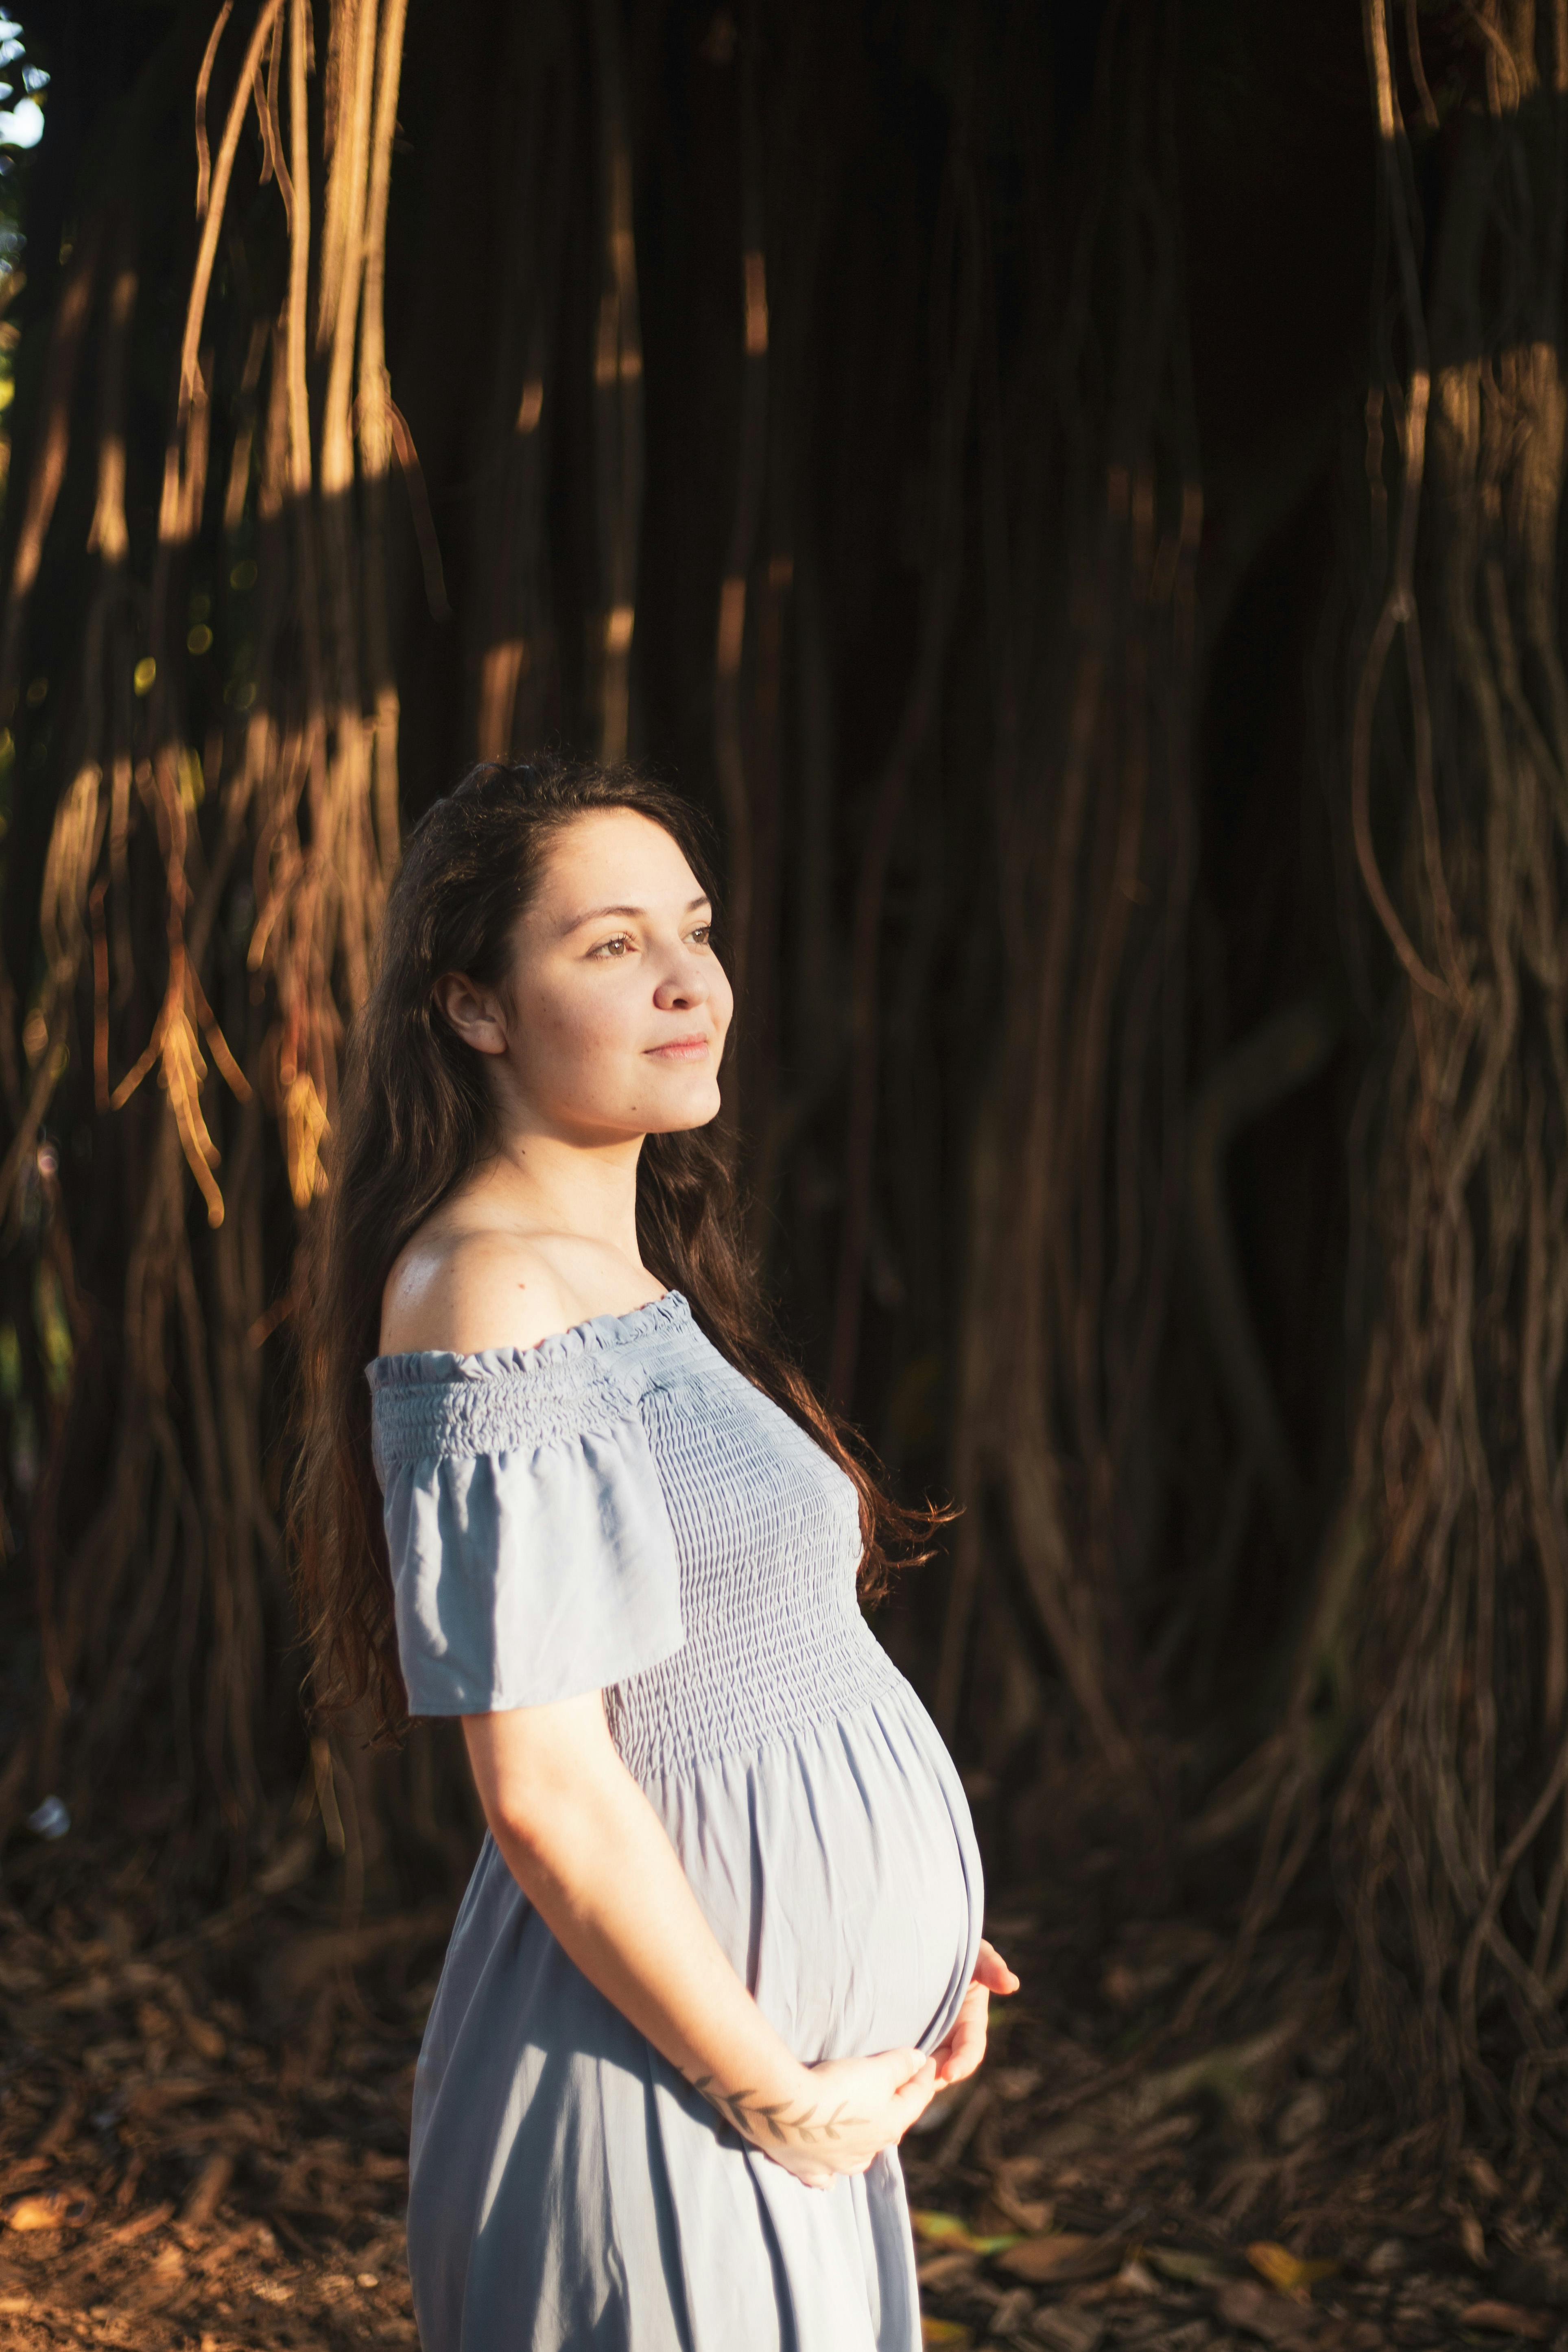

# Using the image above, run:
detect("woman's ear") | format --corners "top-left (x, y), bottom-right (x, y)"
top-left (432, 972), bottom-right (509, 1057)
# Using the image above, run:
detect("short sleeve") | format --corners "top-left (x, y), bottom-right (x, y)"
top-left (377, 1401), bottom-right (685, 1715)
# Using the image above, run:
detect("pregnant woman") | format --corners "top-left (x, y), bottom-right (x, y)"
top-left (293, 756), bottom-right (1016, 2350)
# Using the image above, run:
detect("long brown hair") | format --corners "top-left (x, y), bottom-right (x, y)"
top-left (290, 755), bottom-right (946, 1741)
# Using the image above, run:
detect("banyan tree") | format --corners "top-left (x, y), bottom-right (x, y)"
top-left (1, 0), bottom-right (1566, 2166)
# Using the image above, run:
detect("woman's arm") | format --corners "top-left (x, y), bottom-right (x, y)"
top-left (462, 1694), bottom-right (939, 2187)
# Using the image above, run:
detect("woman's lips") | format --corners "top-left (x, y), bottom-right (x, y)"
top-left (646, 1035), bottom-right (710, 1061)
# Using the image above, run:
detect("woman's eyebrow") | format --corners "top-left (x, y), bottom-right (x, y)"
top-left (565, 895), bottom-right (711, 928)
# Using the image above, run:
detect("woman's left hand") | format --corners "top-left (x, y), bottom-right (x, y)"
top-left (930, 1939), bottom-right (1020, 2087)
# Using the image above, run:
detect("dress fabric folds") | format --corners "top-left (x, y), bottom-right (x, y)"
top-left (367, 1290), bottom-right (985, 2352)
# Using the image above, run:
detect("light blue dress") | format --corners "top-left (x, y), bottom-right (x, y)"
top-left (367, 1290), bottom-right (985, 2351)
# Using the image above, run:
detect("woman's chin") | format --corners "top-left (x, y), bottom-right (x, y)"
top-left (640, 1075), bottom-right (724, 1134)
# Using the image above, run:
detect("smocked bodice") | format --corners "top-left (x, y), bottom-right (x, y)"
top-left (366, 1291), bottom-right (902, 1781)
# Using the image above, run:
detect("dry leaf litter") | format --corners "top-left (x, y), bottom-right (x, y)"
top-left (1, 1839), bottom-right (1566, 2350)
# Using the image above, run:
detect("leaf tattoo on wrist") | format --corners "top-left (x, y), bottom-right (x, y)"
top-left (684, 2071), bottom-right (867, 2149)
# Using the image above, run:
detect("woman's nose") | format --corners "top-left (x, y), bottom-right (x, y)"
top-left (653, 958), bottom-right (709, 1009)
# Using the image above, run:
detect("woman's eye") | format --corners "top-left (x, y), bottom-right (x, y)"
top-left (690, 924), bottom-right (712, 947)
top-left (590, 935), bottom-right (633, 959)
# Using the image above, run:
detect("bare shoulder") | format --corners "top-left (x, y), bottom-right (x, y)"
top-left (379, 1225), bottom-right (574, 1358)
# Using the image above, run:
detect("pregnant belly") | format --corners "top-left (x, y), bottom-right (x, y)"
top-left (649, 1680), bottom-right (985, 2065)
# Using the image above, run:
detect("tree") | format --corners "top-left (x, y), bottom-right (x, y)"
top-left (1, 0), bottom-right (1564, 2157)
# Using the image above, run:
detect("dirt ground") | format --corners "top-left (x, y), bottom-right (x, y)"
top-left (2, 1835), bottom-right (1566, 2352)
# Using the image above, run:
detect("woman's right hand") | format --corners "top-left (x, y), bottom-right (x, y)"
top-left (760, 2047), bottom-right (941, 2189)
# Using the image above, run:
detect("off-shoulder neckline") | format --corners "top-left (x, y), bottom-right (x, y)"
top-left (365, 1288), bottom-right (691, 1388)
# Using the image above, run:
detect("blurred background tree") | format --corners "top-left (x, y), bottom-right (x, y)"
top-left (0, 0), bottom-right (1565, 2173)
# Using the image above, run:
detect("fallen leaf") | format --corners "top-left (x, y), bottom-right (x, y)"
top-left (5, 2192), bottom-right (80, 2232)
top-left (0, 2299), bottom-right (33, 2317)
top-left (1147, 2245), bottom-right (1230, 2286)
top-left (1247, 2240), bottom-right (1337, 2300)
top-left (182, 2012), bottom-right (226, 2062)
top-left (181, 2150), bottom-right (235, 2231)
top-left (980, 2190), bottom-right (1053, 2235)
top-left (916, 2250), bottom-right (979, 2291)
top-left (1459, 2208), bottom-right (1488, 2268)
top-left (1457, 2304), bottom-right (1553, 2341)
top-left (1112, 2256), bottom-right (1160, 2296)
top-left (979, 2169), bottom-right (1053, 2235)
top-left (1032, 2314), bottom-right (1105, 2352)
top-left (913, 2208), bottom-right (970, 2243)
top-left (921, 2322), bottom-right (972, 2348)
top-left (1216, 2278), bottom-right (1317, 2346)
top-left (104, 2201), bottom-right (175, 2245)
top-left (990, 2152), bottom-right (1048, 2192)
top-left (997, 2231), bottom-right (1118, 2283)
top-left (1463, 2152), bottom-right (1505, 2203)
top-left (910, 2208), bottom-right (1019, 2256)
top-left (989, 2286), bottom-right (1036, 2332)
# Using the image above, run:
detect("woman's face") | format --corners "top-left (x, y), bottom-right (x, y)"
top-left (438, 807), bottom-right (733, 1144)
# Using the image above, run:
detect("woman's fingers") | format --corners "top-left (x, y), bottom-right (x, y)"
top-left (771, 2151), bottom-right (835, 2189)
top-left (877, 2046), bottom-right (936, 2096)
top-left (933, 1985), bottom-right (990, 2084)
top-left (927, 1941), bottom-right (1018, 2086)
top-left (892, 2046), bottom-right (935, 2087)
top-left (973, 1938), bottom-right (1020, 1994)
top-left (888, 2055), bottom-right (941, 2131)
